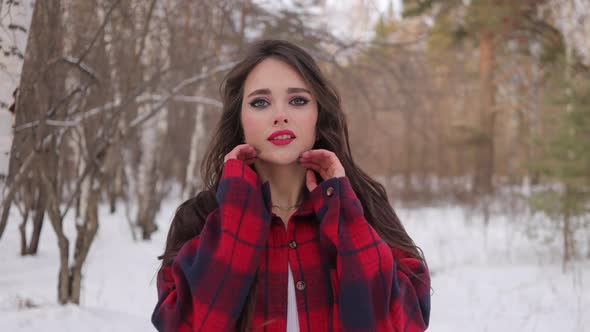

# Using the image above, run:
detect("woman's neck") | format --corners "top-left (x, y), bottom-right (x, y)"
top-left (253, 160), bottom-right (307, 209)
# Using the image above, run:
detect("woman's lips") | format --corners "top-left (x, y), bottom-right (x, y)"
top-left (269, 138), bottom-right (294, 146)
top-left (267, 130), bottom-right (296, 146)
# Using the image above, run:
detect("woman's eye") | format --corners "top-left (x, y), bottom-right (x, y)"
top-left (290, 96), bottom-right (309, 106)
top-left (250, 99), bottom-right (269, 108)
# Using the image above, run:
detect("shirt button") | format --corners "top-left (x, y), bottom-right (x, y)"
top-left (295, 280), bottom-right (306, 291)
top-left (288, 240), bottom-right (297, 249)
top-left (326, 186), bottom-right (335, 197)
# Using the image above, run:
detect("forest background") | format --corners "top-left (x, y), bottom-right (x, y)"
top-left (0, 0), bottom-right (589, 331)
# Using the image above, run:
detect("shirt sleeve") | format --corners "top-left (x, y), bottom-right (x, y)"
top-left (310, 176), bottom-right (431, 332)
top-left (151, 159), bottom-right (272, 332)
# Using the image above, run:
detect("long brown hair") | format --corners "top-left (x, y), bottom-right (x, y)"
top-left (158, 39), bottom-right (426, 330)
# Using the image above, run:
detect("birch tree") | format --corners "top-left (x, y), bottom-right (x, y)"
top-left (2, 0), bottom-right (66, 257)
top-left (0, 0), bottom-right (378, 305)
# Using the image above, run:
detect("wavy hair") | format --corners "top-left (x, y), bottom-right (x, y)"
top-left (158, 39), bottom-right (425, 330)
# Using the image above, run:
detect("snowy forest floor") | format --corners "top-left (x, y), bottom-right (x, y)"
top-left (0, 194), bottom-right (588, 332)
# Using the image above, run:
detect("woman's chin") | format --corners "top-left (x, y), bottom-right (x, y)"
top-left (256, 151), bottom-right (301, 166)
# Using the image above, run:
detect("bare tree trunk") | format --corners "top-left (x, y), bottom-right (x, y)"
top-left (402, 110), bottom-right (415, 197)
top-left (0, 151), bottom-right (35, 240)
top-left (182, 80), bottom-right (206, 199)
top-left (562, 185), bottom-right (576, 271)
top-left (474, 32), bottom-right (496, 194)
top-left (98, 0), bottom-right (124, 215)
top-left (561, 44), bottom-right (576, 271)
top-left (1, 0), bottom-right (64, 245)
top-left (135, 0), bottom-right (168, 240)
top-left (107, 162), bottom-right (123, 213)
top-left (457, 51), bottom-right (470, 186)
top-left (70, 171), bottom-right (100, 304)
top-left (137, 105), bottom-right (165, 240)
top-left (27, 193), bottom-right (45, 254)
top-left (562, 210), bottom-right (572, 270)
top-left (41, 169), bottom-right (70, 304)
top-left (76, 127), bottom-right (91, 240)
top-left (18, 208), bottom-right (30, 255)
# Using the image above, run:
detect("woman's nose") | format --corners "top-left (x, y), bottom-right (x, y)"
top-left (274, 117), bottom-right (288, 125)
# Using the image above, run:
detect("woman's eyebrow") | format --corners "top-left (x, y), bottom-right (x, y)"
top-left (286, 87), bottom-right (311, 95)
top-left (247, 88), bottom-right (271, 98)
top-left (246, 87), bottom-right (311, 98)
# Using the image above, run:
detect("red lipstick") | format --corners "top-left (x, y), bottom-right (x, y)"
top-left (267, 129), bottom-right (296, 146)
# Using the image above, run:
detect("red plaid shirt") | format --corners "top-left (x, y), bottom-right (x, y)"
top-left (152, 159), bottom-right (430, 331)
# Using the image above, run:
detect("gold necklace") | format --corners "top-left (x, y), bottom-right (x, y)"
top-left (271, 201), bottom-right (302, 211)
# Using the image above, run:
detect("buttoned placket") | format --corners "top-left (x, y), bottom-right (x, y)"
top-left (270, 211), bottom-right (304, 331)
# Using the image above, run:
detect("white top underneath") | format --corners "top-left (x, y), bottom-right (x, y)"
top-left (287, 263), bottom-right (300, 332)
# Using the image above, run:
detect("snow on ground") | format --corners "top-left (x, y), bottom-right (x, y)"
top-left (0, 111), bottom-right (14, 176)
top-left (0, 200), bottom-right (173, 331)
top-left (399, 206), bottom-right (589, 332)
top-left (0, 196), bottom-right (588, 331)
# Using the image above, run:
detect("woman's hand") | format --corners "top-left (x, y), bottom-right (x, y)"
top-left (223, 144), bottom-right (258, 164)
top-left (298, 149), bottom-right (345, 192)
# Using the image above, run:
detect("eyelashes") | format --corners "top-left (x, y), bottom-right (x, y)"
top-left (290, 96), bottom-right (310, 106)
top-left (249, 99), bottom-right (269, 108)
top-left (249, 96), bottom-right (310, 109)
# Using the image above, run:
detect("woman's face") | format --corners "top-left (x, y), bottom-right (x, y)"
top-left (241, 57), bottom-right (318, 165)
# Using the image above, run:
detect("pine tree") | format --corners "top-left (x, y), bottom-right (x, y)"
top-left (529, 59), bottom-right (590, 267)
top-left (404, 0), bottom-right (553, 194)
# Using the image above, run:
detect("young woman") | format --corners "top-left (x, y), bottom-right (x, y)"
top-left (152, 39), bottom-right (431, 332)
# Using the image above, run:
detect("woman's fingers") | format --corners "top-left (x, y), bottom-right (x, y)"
top-left (300, 149), bottom-right (330, 159)
top-left (299, 161), bottom-right (324, 175)
top-left (242, 156), bottom-right (257, 165)
top-left (300, 149), bottom-right (334, 168)
top-left (299, 149), bottom-right (345, 179)
top-left (238, 147), bottom-right (257, 160)
top-left (224, 144), bottom-right (258, 163)
top-left (305, 169), bottom-right (318, 192)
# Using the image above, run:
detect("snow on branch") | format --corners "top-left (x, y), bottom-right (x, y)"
top-left (13, 61), bottom-right (231, 133)
top-left (128, 61), bottom-right (236, 128)
top-left (548, 0), bottom-right (590, 66)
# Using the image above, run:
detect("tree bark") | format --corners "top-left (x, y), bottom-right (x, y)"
top-left (562, 185), bottom-right (575, 271)
top-left (402, 110), bottom-right (415, 197)
top-left (474, 32), bottom-right (496, 194)
top-left (70, 171), bottom-right (100, 304)
top-left (41, 169), bottom-right (70, 304)
top-left (135, 0), bottom-right (167, 240)
top-left (182, 81), bottom-right (206, 199)
top-left (0, 150), bottom-right (35, 240)
top-left (18, 208), bottom-right (29, 256)
top-left (136, 105), bottom-right (164, 240)
top-left (27, 193), bottom-right (46, 254)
